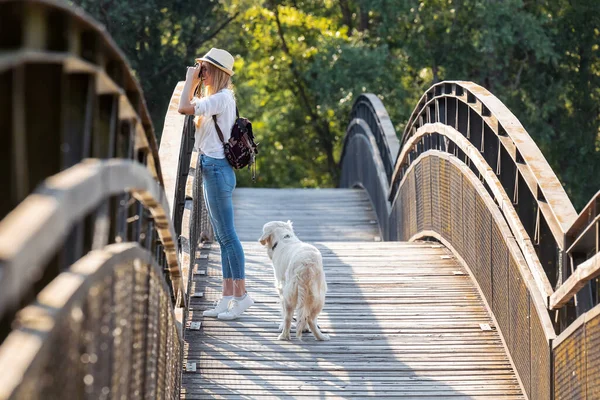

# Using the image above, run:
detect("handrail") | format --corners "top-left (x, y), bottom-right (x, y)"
top-left (395, 122), bottom-right (553, 300)
top-left (550, 252), bottom-right (600, 309)
top-left (0, 159), bottom-right (185, 319)
top-left (0, 0), bottom-right (163, 223)
top-left (158, 82), bottom-right (188, 222)
top-left (566, 190), bottom-right (600, 247)
top-left (0, 243), bottom-right (182, 400)
top-left (339, 82), bottom-right (600, 399)
top-left (399, 81), bottom-right (577, 237)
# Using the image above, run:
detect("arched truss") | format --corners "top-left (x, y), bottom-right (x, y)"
top-left (0, 159), bottom-right (185, 319)
top-left (342, 94), bottom-right (401, 182)
top-left (340, 94), bottom-right (400, 239)
top-left (395, 122), bottom-right (553, 300)
top-left (0, 0), bottom-right (163, 220)
top-left (340, 81), bottom-right (600, 399)
top-left (0, 243), bottom-right (182, 400)
top-left (392, 81), bottom-right (578, 290)
top-left (399, 150), bottom-right (555, 399)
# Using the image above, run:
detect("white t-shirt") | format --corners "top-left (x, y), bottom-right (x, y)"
top-left (191, 89), bottom-right (236, 158)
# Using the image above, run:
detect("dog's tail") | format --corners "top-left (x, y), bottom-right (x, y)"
top-left (295, 262), bottom-right (328, 341)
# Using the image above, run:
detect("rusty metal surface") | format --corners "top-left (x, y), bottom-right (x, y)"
top-left (531, 304), bottom-right (552, 400)
top-left (586, 310), bottom-right (600, 399)
top-left (430, 156), bottom-right (441, 235)
top-left (439, 158), bottom-right (452, 243)
top-left (555, 323), bottom-right (586, 399)
top-left (553, 304), bottom-right (600, 400)
top-left (450, 166), bottom-right (463, 255)
top-left (491, 224), bottom-right (509, 342)
top-left (509, 256), bottom-right (532, 397)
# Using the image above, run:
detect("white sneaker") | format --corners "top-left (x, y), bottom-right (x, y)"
top-left (218, 294), bottom-right (254, 320)
top-left (203, 297), bottom-right (232, 317)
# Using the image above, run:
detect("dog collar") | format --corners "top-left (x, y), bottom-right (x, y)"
top-left (271, 234), bottom-right (291, 251)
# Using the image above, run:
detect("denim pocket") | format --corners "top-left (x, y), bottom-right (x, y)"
top-left (217, 167), bottom-right (236, 191)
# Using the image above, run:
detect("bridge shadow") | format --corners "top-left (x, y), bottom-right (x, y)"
top-left (182, 237), bottom-right (521, 399)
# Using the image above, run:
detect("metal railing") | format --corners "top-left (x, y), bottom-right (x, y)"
top-left (340, 82), bottom-right (600, 399)
top-left (0, 1), bottom-right (203, 398)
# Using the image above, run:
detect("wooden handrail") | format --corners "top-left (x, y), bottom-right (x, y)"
top-left (0, 159), bottom-right (185, 319)
top-left (550, 252), bottom-right (600, 309)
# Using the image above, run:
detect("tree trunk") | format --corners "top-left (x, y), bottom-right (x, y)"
top-left (339, 0), bottom-right (353, 33)
top-left (358, 5), bottom-right (369, 31)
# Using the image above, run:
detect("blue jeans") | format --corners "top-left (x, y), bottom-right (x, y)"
top-left (200, 155), bottom-right (245, 280)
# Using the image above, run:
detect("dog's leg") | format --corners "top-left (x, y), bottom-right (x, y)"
top-left (308, 318), bottom-right (329, 341)
top-left (278, 300), bottom-right (293, 340)
top-left (277, 286), bottom-right (285, 332)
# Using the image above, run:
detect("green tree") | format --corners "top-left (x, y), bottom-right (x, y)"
top-left (71, 0), bottom-right (239, 137)
top-left (74, 0), bottom-right (599, 208)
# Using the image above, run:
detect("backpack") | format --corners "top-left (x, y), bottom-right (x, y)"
top-left (212, 108), bottom-right (258, 180)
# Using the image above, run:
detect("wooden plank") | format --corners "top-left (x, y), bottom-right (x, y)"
top-left (183, 243), bottom-right (522, 397)
top-left (179, 189), bottom-right (523, 397)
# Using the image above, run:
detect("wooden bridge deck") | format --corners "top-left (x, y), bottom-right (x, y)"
top-left (181, 189), bottom-right (523, 399)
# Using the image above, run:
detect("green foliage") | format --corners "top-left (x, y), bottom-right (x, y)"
top-left (74, 0), bottom-right (599, 210)
top-left (71, 0), bottom-right (235, 136)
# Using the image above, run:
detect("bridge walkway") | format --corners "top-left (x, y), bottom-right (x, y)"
top-left (181, 188), bottom-right (523, 399)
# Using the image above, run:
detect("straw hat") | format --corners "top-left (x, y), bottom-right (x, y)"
top-left (195, 48), bottom-right (235, 76)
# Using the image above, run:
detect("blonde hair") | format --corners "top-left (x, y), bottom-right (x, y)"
top-left (195, 62), bottom-right (234, 129)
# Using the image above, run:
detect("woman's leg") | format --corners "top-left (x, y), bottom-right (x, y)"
top-left (202, 158), bottom-right (234, 299)
top-left (204, 164), bottom-right (245, 282)
top-left (201, 158), bottom-right (251, 319)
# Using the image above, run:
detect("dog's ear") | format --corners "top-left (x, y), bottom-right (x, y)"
top-left (258, 231), bottom-right (272, 246)
top-left (286, 220), bottom-right (294, 230)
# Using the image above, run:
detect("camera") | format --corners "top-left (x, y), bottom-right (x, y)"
top-left (195, 63), bottom-right (206, 79)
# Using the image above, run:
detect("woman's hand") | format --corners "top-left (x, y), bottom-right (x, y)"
top-left (186, 64), bottom-right (201, 84)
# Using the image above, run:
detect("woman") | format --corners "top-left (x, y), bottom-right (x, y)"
top-left (178, 48), bottom-right (253, 320)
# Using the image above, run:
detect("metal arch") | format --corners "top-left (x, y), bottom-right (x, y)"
top-left (0, 0), bottom-right (163, 185)
top-left (342, 94), bottom-right (400, 182)
top-left (397, 150), bottom-right (555, 399)
top-left (340, 119), bottom-right (392, 239)
top-left (0, 159), bottom-right (185, 319)
top-left (0, 242), bottom-right (182, 400)
top-left (393, 122), bottom-right (553, 301)
top-left (343, 119), bottom-right (391, 201)
top-left (395, 81), bottom-right (577, 247)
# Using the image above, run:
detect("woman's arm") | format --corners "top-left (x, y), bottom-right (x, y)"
top-left (178, 65), bottom-right (201, 115)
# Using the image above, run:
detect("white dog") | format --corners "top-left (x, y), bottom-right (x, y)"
top-left (259, 221), bottom-right (330, 341)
